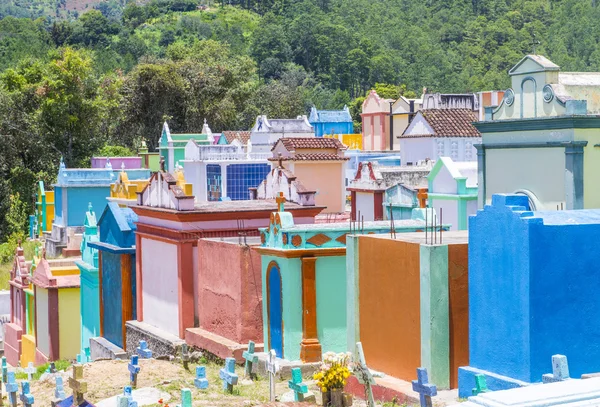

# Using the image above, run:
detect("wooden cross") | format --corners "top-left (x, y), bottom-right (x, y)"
top-left (412, 368), bottom-right (437, 407)
top-left (137, 341), bottom-right (152, 359)
top-left (287, 368), bottom-right (308, 402)
top-left (472, 374), bottom-right (489, 396)
top-left (242, 341), bottom-right (258, 378)
top-left (276, 192), bottom-right (286, 212)
top-left (219, 358), bottom-right (238, 394)
top-left (194, 366), bottom-right (208, 389)
top-left (355, 342), bottom-right (376, 407)
top-left (181, 344), bottom-right (189, 370)
top-left (266, 349), bottom-right (280, 402)
top-left (128, 356), bottom-right (141, 389)
top-left (19, 382), bottom-right (34, 407)
top-left (6, 372), bottom-right (18, 407)
top-left (542, 354), bottom-right (570, 383)
top-left (25, 362), bottom-right (35, 381)
top-left (68, 364), bottom-right (88, 407)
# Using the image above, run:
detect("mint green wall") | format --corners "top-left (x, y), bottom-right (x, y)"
top-left (316, 255), bottom-right (347, 354)
top-left (420, 244), bottom-right (450, 389)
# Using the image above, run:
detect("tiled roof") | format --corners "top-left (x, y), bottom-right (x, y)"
top-left (269, 153), bottom-right (350, 161)
top-left (402, 109), bottom-right (480, 138)
top-left (222, 131), bottom-right (251, 145)
top-left (275, 137), bottom-right (346, 151)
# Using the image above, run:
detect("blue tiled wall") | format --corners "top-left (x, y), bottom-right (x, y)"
top-left (226, 164), bottom-right (270, 200)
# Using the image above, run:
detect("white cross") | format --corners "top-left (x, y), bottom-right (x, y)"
top-left (266, 349), bottom-right (280, 402)
top-left (355, 342), bottom-right (376, 407)
top-left (24, 363), bottom-right (35, 381)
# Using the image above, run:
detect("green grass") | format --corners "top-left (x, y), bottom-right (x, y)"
top-left (15, 359), bottom-right (71, 381)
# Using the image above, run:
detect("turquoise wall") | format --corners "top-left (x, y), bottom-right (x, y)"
top-left (79, 264), bottom-right (100, 355)
top-left (316, 255), bottom-right (347, 354)
top-left (66, 187), bottom-right (110, 227)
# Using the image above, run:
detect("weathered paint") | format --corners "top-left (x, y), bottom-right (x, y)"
top-left (197, 239), bottom-right (262, 344)
top-left (460, 194), bottom-right (600, 396)
top-left (58, 288), bottom-right (80, 360)
top-left (420, 244), bottom-right (449, 389)
top-left (358, 238), bottom-right (421, 380)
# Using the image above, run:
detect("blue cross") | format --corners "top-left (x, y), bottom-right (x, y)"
top-left (412, 368), bottom-right (437, 407)
top-left (137, 341), bottom-right (153, 359)
top-left (2, 356), bottom-right (7, 384)
top-left (128, 355), bottom-right (141, 388)
top-left (194, 366), bottom-right (208, 390)
top-left (55, 376), bottom-right (66, 400)
top-left (543, 354), bottom-right (570, 383)
top-left (219, 358), bottom-right (238, 393)
top-left (19, 381), bottom-right (34, 407)
top-left (7, 371), bottom-right (19, 407)
top-left (242, 341), bottom-right (258, 377)
top-left (288, 368), bottom-right (308, 402)
top-left (119, 386), bottom-right (138, 407)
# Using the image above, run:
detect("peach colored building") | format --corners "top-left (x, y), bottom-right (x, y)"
top-left (361, 90), bottom-right (394, 151)
top-left (270, 138), bottom-right (349, 213)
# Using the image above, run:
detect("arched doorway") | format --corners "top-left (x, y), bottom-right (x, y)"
top-left (267, 261), bottom-right (283, 358)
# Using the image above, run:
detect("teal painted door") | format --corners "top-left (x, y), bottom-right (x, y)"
top-left (268, 265), bottom-right (283, 358)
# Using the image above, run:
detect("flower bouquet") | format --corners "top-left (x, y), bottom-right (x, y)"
top-left (313, 351), bottom-right (354, 407)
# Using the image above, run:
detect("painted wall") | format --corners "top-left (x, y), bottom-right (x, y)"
top-left (65, 187), bottom-right (110, 227)
top-left (59, 288), bottom-right (80, 360)
top-left (141, 238), bottom-right (179, 336)
top-left (102, 252), bottom-right (124, 347)
top-left (400, 137), bottom-right (479, 165)
top-left (261, 256), bottom-right (302, 361)
top-left (20, 335), bottom-right (35, 367)
top-left (197, 240), bottom-right (263, 344)
top-left (467, 194), bottom-right (600, 389)
top-left (447, 244), bottom-right (469, 388)
top-left (313, 122), bottom-right (354, 137)
top-left (36, 288), bottom-right (49, 356)
top-left (576, 129), bottom-right (600, 208)
top-left (315, 255), bottom-right (347, 354)
top-left (358, 238), bottom-right (421, 380)
top-left (429, 199), bottom-right (459, 231)
top-left (80, 267), bottom-right (100, 353)
top-left (291, 162), bottom-right (345, 213)
top-left (355, 192), bottom-right (375, 222)
top-left (485, 148), bottom-right (565, 208)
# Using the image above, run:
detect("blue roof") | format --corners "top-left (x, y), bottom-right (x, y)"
top-left (309, 106), bottom-right (352, 123)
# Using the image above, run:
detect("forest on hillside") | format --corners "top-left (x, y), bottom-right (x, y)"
top-left (0, 0), bottom-right (599, 246)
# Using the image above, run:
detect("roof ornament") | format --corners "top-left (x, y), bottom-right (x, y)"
top-left (88, 202), bottom-right (93, 214)
top-left (529, 33), bottom-right (541, 55)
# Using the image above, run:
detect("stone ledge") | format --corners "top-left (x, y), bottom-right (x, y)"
top-left (252, 352), bottom-right (320, 380)
top-left (89, 337), bottom-right (127, 360)
top-left (125, 320), bottom-right (185, 358)
top-left (185, 327), bottom-right (263, 363)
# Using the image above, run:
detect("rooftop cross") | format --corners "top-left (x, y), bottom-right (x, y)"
top-left (68, 364), bottom-right (88, 407)
top-left (530, 33), bottom-right (541, 54)
top-left (87, 202), bottom-right (93, 214)
top-left (159, 157), bottom-right (166, 172)
top-left (412, 368), bottom-right (437, 407)
top-left (276, 192), bottom-right (286, 213)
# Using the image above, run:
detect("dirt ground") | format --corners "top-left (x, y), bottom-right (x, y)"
top-left (28, 359), bottom-right (329, 407)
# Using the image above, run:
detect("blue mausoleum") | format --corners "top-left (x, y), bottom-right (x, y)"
top-left (308, 106), bottom-right (353, 137)
top-left (459, 194), bottom-right (600, 397)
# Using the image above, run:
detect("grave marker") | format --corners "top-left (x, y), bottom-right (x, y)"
top-left (24, 362), bottom-right (35, 381)
top-left (136, 341), bottom-right (152, 359)
top-left (2, 357), bottom-right (7, 384)
top-left (288, 368), bottom-right (308, 402)
top-left (176, 389), bottom-right (192, 407)
top-left (6, 372), bottom-right (18, 407)
top-left (19, 382), bottom-right (34, 407)
top-left (55, 377), bottom-right (67, 401)
top-left (194, 367), bottom-right (208, 390)
top-left (355, 342), bottom-right (375, 407)
top-left (116, 386), bottom-right (138, 407)
top-left (266, 349), bottom-right (280, 402)
top-left (181, 344), bottom-right (189, 371)
top-left (128, 356), bottom-right (141, 389)
top-left (543, 354), bottom-right (570, 383)
top-left (412, 368), bottom-right (437, 407)
top-left (219, 358), bottom-right (238, 394)
top-left (69, 364), bottom-right (88, 407)
top-left (472, 374), bottom-right (489, 396)
top-left (242, 341), bottom-right (258, 377)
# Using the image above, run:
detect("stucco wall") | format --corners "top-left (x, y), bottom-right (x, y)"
top-left (315, 255), bottom-right (347, 354)
top-left (66, 187), bottom-right (110, 227)
top-left (80, 268), bottom-right (100, 353)
top-left (59, 288), bottom-right (80, 360)
top-left (36, 288), bottom-right (49, 356)
top-left (576, 129), bottom-right (600, 208)
top-left (485, 148), bottom-right (565, 208)
top-left (430, 199), bottom-right (458, 231)
top-left (198, 240), bottom-right (262, 344)
top-left (400, 138), bottom-right (435, 165)
top-left (141, 238), bottom-right (179, 336)
top-left (102, 252), bottom-right (124, 348)
top-left (355, 192), bottom-right (375, 222)
top-left (292, 162), bottom-right (345, 213)
top-left (447, 244), bottom-right (469, 388)
top-left (358, 238), bottom-right (421, 381)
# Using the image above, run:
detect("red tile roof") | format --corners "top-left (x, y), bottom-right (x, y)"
top-left (401, 109), bottom-right (480, 138)
top-left (274, 137), bottom-right (347, 151)
top-left (222, 131), bottom-right (251, 145)
top-left (269, 153), bottom-right (350, 161)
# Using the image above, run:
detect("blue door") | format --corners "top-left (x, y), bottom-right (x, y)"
top-left (268, 264), bottom-right (283, 358)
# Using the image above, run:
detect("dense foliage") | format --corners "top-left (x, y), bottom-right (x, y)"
top-left (0, 0), bottom-right (598, 242)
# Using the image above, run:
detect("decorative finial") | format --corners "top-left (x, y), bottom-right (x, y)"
top-left (529, 33), bottom-right (541, 54)
top-left (105, 157), bottom-right (112, 170)
top-left (88, 202), bottom-right (93, 214)
top-left (276, 191), bottom-right (286, 212)
top-left (159, 156), bottom-right (166, 172)
top-left (121, 162), bottom-right (126, 171)
top-left (59, 156), bottom-right (66, 170)
top-left (204, 118), bottom-right (207, 125)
